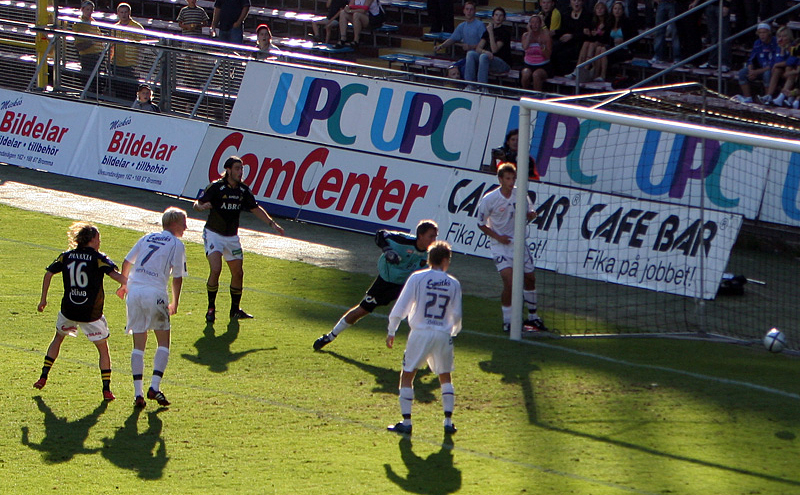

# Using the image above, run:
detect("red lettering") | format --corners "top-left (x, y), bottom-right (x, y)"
top-left (316, 169), bottom-right (343, 209)
top-left (257, 158), bottom-right (294, 199)
top-left (108, 131), bottom-right (124, 152)
top-left (240, 152), bottom-right (260, 186)
top-left (0, 111), bottom-right (12, 132)
top-left (210, 132), bottom-right (243, 182)
top-left (377, 179), bottom-right (405, 220)
top-left (293, 148), bottom-right (329, 206)
top-left (398, 183), bottom-right (428, 223)
top-left (362, 166), bottom-right (388, 216)
top-left (337, 172), bottom-right (369, 214)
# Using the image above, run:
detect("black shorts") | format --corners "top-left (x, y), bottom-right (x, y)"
top-left (358, 276), bottom-right (403, 312)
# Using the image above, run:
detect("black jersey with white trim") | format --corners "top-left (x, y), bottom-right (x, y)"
top-left (198, 178), bottom-right (258, 236)
top-left (46, 247), bottom-right (118, 322)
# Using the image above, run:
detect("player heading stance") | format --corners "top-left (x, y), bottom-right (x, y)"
top-left (117, 207), bottom-right (188, 408)
top-left (35, 222), bottom-right (126, 401)
top-left (477, 162), bottom-right (546, 332)
top-left (386, 240), bottom-right (462, 435)
top-left (194, 155), bottom-right (284, 323)
top-left (313, 220), bottom-right (439, 351)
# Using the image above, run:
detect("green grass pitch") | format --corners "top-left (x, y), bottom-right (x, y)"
top-left (0, 204), bottom-right (798, 495)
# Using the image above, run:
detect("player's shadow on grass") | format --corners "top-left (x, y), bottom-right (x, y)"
top-left (479, 349), bottom-right (542, 423)
top-left (181, 320), bottom-right (276, 373)
top-left (101, 406), bottom-right (169, 480)
top-left (21, 395), bottom-right (108, 463)
top-left (325, 350), bottom-right (438, 403)
top-left (384, 435), bottom-right (461, 494)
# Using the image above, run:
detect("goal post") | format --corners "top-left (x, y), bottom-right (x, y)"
top-left (510, 97), bottom-right (800, 343)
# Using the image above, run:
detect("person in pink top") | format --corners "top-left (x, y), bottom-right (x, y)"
top-left (521, 14), bottom-right (552, 91)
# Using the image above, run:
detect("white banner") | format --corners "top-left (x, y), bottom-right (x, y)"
top-left (437, 170), bottom-right (743, 299)
top-left (0, 89), bottom-right (89, 175)
top-left (68, 107), bottom-right (207, 195)
top-left (228, 62), bottom-right (493, 169)
top-left (183, 126), bottom-right (451, 232)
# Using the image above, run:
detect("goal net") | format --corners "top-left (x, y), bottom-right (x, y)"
top-left (510, 95), bottom-right (800, 351)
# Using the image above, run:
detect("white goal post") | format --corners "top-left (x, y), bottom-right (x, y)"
top-left (510, 97), bottom-right (800, 341)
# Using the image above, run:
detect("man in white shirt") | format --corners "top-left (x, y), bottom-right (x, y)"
top-left (386, 240), bottom-right (462, 436)
top-left (476, 162), bottom-right (546, 333)
top-left (117, 207), bottom-right (188, 408)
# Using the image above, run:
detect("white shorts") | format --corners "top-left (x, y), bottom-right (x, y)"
top-left (402, 330), bottom-right (454, 375)
top-left (203, 228), bottom-right (243, 262)
top-left (125, 286), bottom-right (170, 334)
top-left (56, 312), bottom-right (109, 342)
top-left (491, 239), bottom-right (535, 272)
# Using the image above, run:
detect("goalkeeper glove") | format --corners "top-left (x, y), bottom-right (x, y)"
top-left (383, 248), bottom-right (401, 264)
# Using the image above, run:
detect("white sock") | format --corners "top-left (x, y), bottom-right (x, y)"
top-left (441, 382), bottom-right (455, 424)
top-left (501, 306), bottom-right (512, 325)
top-left (131, 349), bottom-right (145, 398)
top-left (775, 93), bottom-right (786, 106)
top-left (399, 387), bottom-right (414, 424)
top-left (150, 346), bottom-right (170, 391)
top-left (523, 290), bottom-right (537, 315)
top-left (330, 317), bottom-right (350, 338)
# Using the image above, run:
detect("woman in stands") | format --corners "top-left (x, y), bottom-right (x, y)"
top-left (551, 0), bottom-right (592, 76)
top-left (568, 0), bottom-right (611, 81)
top-left (761, 26), bottom-right (799, 107)
top-left (334, 0), bottom-right (385, 49)
top-left (593, 1), bottom-right (636, 82)
top-left (520, 14), bottom-right (553, 91)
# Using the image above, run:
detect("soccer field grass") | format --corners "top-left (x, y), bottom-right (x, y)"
top-left (1, 204), bottom-right (799, 495)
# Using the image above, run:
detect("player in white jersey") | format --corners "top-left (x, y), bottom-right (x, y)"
top-left (476, 162), bottom-right (547, 333)
top-left (386, 240), bottom-right (462, 436)
top-left (117, 207), bottom-right (188, 408)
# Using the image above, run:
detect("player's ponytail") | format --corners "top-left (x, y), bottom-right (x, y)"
top-left (68, 221), bottom-right (99, 249)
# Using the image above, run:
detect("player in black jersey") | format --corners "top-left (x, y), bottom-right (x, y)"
top-left (34, 222), bottom-right (126, 401)
top-left (194, 155), bottom-right (285, 322)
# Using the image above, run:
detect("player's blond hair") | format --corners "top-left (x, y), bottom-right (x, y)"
top-left (162, 207), bottom-right (187, 229)
top-left (68, 221), bottom-right (99, 249)
top-left (428, 240), bottom-right (452, 266)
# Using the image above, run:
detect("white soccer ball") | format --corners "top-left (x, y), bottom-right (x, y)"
top-left (763, 328), bottom-right (787, 353)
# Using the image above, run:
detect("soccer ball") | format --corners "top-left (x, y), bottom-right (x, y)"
top-left (763, 328), bottom-right (787, 353)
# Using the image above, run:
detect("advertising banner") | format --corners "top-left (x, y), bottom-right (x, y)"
top-left (437, 170), bottom-right (742, 299)
top-left (68, 107), bottom-right (208, 195)
top-left (184, 126), bottom-right (452, 233)
top-left (228, 62), bottom-right (493, 169)
top-left (0, 89), bottom-right (89, 175)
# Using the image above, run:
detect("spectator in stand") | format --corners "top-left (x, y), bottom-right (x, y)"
top-left (552, 0), bottom-right (591, 76)
top-left (131, 83), bottom-right (160, 113)
top-left (760, 0), bottom-right (788, 25)
top-left (211, 0), bottom-right (250, 44)
top-left (597, 1), bottom-right (636, 81)
top-left (732, 23), bottom-right (778, 103)
top-left (676, 0), bottom-right (702, 65)
top-left (568, 0), bottom-right (610, 80)
top-left (111, 3), bottom-right (145, 102)
top-left (428, 0), bottom-right (454, 35)
top-left (626, 0), bottom-right (653, 29)
top-left (760, 26), bottom-right (797, 106)
top-left (254, 23), bottom-right (277, 59)
top-left (334, 0), bottom-right (385, 49)
top-left (538, 0), bottom-right (561, 31)
top-left (72, 1), bottom-right (103, 89)
top-left (311, 0), bottom-right (348, 44)
top-left (463, 7), bottom-right (513, 86)
top-left (176, 0), bottom-right (210, 38)
top-left (730, 0), bottom-right (757, 46)
top-left (434, 1), bottom-right (485, 57)
top-left (697, 0), bottom-right (731, 73)
top-left (650, 0), bottom-right (678, 64)
top-left (520, 14), bottom-right (553, 91)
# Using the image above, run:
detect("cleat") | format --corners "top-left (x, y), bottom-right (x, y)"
top-left (502, 323), bottom-right (510, 333)
top-left (387, 422), bottom-right (412, 435)
top-left (33, 378), bottom-right (47, 390)
top-left (524, 315), bottom-right (548, 331)
top-left (444, 424), bottom-right (458, 435)
top-left (313, 334), bottom-right (333, 351)
top-left (103, 390), bottom-right (116, 402)
top-left (230, 308), bottom-right (253, 320)
top-left (147, 388), bottom-right (170, 406)
top-left (205, 308), bottom-right (216, 323)
top-left (133, 396), bottom-right (146, 408)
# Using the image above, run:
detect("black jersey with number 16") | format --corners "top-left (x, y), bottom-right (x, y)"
top-left (46, 247), bottom-right (118, 322)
